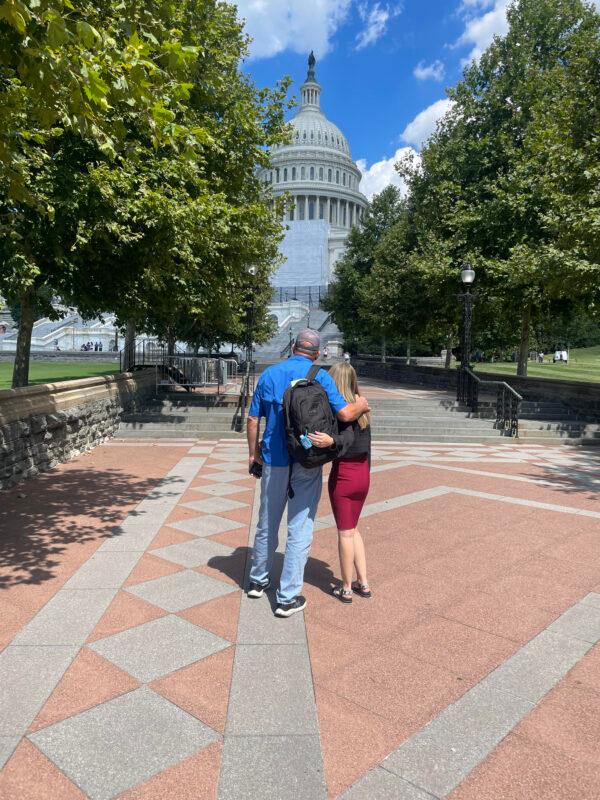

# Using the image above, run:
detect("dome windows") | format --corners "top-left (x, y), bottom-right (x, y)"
top-left (275, 168), bottom-right (280, 182)
top-left (301, 166), bottom-right (305, 179)
top-left (283, 167), bottom-right (288, 181)
top-left (292, 166), bottom-right (296, 180)
top-left (319, 167), bottom-right (324, 180)
top-left (336, 170), bottom-right (340, 184)
top-left (342, 172), bottom-right (346, 186)
top-left (328, 168), bottom-right (332, 182)
top-left (310, 166), bottom-right (315, 180)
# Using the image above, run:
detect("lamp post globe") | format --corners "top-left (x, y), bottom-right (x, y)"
top-left (457, 265), bottom-right (476, 406)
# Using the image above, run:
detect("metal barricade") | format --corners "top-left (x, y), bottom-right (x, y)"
top-left (155, 357), bottom-right (240, 394)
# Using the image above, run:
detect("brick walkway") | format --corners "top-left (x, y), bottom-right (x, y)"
top-left (1, 413), bottom-right (600, 798)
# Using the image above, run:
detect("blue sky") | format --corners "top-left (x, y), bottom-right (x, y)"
top-left (237, 0), bottom-right (512, 197)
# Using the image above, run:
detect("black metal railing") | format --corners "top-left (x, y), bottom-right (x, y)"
top-left (458, 368), bottom-right (522, 437)
top-left (271, 285), bottom-right (329, 307)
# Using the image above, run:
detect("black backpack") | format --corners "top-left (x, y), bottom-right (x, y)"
top-left (283, 363), bottom-right (336, 471)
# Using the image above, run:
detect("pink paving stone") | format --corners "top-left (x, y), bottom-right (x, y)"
top-left (0, 739), bottom-right (85, 799)
top-left (87, 591), bottom-right (167, 642)
top-left (208, 528), bottom-right (250, 549)
top-left (448, 732), bottom-right (600, 800)
top-left (122, 552), bottom-right (185, 587)
top-left (150, 647), bottom-right (235, 733)
top-left (28, 649), bottom-right (139, 733)
top-left (306, 618), bottom-right (375, 683)
top-left (0, 595), bottom-right (31, 652)
top-left (177, 591), bottom-right (242, 642)
top-left (315, 643), bottom-right (465, 729)
top-left (116, 742), bottom-right (221, 800)
top-left (315, 686), bottom-right (407, 800)
top-left (148, 526), bottom-right (197, 550)
top-left (541, 529), bottom-right (600, 568)
top-left (441, 590), bottom-right (556, 643)
top-left (515, 682), bottom-right (600, 766)
top-left (394, 614), bottom-right (518, 679)
top-left (563, 641), bottom-right (600, 692)
top-left (194, 551), bottom-right (246, 588)
top-left (164, 504), bottom-right (202, 525)
top-left (0, 442), bottom-right (183, 645)
top-left (485, 554), bottom-right (598, 613)
top-left (212, 506), bottom-right (252, 525)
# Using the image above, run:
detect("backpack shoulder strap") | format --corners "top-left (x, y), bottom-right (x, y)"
top-left (306, 364), bottom-right (320, 383)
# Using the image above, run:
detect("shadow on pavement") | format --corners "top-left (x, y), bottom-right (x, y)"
top-left (0, 468), bottom-right (181, 589)
top-left (207, 546), bottom-right (336, 601)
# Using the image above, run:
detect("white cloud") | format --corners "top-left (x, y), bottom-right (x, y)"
top-left (355, 2), bottom-right (402, 51)
top-left (413, 59), bottom-right (445, 81)
top-left (457, 0), bottom-right (509, 62)
top-left (234, 0), bottom-right (351, 59)
top-left (357, 146), bottom-right (417, 199)
top-left (400, 98), bottom-right (454, 148)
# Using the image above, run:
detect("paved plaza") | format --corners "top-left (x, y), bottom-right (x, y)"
top-left (1, 387), bottom-right (600, 798)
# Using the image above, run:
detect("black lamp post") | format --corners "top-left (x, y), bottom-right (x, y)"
top-left (457, 265), bottom-right (475, 405)
top-left (244, 266), bottom-right (257, 404)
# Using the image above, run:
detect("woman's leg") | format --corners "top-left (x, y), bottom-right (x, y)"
top-left (337, 529), bottom-right (356, 590)
top-left (353, 530), bottom-right (368, 588)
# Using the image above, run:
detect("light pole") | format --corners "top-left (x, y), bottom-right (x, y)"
top-left (457, 265), bottom-right (475, 406)
top-left (244, 266), bottom-right (257, 406)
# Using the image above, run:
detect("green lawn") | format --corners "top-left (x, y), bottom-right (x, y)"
top-left (0, 361), bottom-right (120, 390)
top-left (471, 345), bottom-right (600, 384)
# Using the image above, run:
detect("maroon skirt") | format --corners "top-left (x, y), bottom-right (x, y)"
top-left (328, 455), bottom-right (370, 531)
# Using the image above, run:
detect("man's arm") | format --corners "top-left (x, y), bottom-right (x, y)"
top-left (336, 395), bottom-right (370, 423)
top-left (247, 415), bottom-right (261, 469)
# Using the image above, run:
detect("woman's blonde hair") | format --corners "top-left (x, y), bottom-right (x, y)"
top-left (329, 362), bottom-right (370, 429)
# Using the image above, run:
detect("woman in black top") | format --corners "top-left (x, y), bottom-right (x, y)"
top-left (309, 362), bottom-right (371, 604)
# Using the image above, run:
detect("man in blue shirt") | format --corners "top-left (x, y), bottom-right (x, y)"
top-left (246, 329), bottom-right (370, 617)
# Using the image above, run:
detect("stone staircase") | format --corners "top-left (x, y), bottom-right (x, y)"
top-left (116, 391), bottom-right (600, 444)
top-left (254, 310), bottom-right (340, 362)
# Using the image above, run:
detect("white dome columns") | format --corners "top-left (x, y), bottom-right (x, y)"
top-left (283, 194), bottom-right (363, 229)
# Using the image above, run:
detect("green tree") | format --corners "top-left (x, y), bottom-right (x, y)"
top-left (0, 0), bottom-right (290, 386)
top-left (325, 186), bottom-right (405, 351)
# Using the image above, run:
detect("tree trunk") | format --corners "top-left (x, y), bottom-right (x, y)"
top-left (406, 332), bottom-right (412, 364)
top-left (167, 329), bottom-right (175, 356)
top-left (517, 305), bottom-right (531, 377)
top-left (381, 334), bottom-right (387, 364)
top-left (122, 319), bottom-right (135, 371)
top-left (11, 289), bottom-right (35, 388)
top-left (444, 333), bottom-right (453, 370)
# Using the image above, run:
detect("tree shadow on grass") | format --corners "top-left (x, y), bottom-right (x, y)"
top-left (0, 468), bottom-right (184, 589)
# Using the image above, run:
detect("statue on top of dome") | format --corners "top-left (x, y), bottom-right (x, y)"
top-left (307, 51), bottom-right (316, 81)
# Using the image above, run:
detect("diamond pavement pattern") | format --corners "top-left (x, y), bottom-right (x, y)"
top-left (0, 442), bottom-right (251, 800)
top-left (126, 569), bottom-right (237, 612)
top-left (88, 615), bottom-right (231, 682)
top-left (29, 686), bottom-right (219, 800)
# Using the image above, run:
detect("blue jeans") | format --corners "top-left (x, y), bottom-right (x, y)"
top-left (249, 463), bottom-right (323, 604)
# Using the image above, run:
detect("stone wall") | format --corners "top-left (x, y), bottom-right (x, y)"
top-left (353, 358), bottom-right (600, 418)
top-left (0, 370), bottom-right (155, 489)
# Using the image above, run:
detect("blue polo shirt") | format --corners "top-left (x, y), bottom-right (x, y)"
top-left (249, 355), bottom-right (348, 466)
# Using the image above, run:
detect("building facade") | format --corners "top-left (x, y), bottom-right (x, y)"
top-left (259, 53), bottom-right (368, 291)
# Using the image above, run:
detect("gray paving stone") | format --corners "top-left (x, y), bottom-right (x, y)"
top-left (201, 471), bottom-right (252, 483)
top-left (88, 614), bottom-right (230, 682)
top-left (227, 644), bottom-right (318, 735)
top-left (126, 569), bottom-right (236, 612)
top-left (181, 496), bottom-right (247, 513)
top-left (0, 645), bottom-right (78, 735)
top-left (11, 589), bottom-right (117, 646)
top-left (545, 603), bottom-right (600, 644)
top-left (188, 446), bottom-right (213, 454)
top-left (169, 514), bottom-right (244, 537)
top-left (482, 629), bottom-right (591, 703)
top-left (237, 593), bottom-right (306, 645)
top-left (582, 592), bottom-right (600, 609)
top-left (206, 460), bottom-right (248, 472)
top-left (219, 735), bottom-right (326, 800)
top-left (62, 550), bottom-right (140, 588)
top-left (29, 686), bottom-right (218, 800)
top-left (99, 518), bottom-right (165, 552)
top-left (0, 736), bottom-right (21, 770)
top-left (383, 682), bottom-right (533, 797)
top-left (190, 483), bottom-right (252, 497)
top-left (340, 768), bottom-right (438, 800)
top-left (152, 537), bottom-right (233, 568)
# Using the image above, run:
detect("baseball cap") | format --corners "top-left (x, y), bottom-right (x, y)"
top-left (294, 328), bottom-right (320, 355)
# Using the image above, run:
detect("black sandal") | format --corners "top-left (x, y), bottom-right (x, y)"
top-left (332, 586), bottom-right (353, 604)
top-left (352, 582), bottom-right (372, 598)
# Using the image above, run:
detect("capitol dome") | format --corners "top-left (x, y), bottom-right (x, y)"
top-left (259, 53), bottom-right (368, 291)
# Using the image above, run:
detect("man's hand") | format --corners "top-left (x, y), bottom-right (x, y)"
top-left (336, 393), bottom-right (370, 423)
top-left (308, 431), bottom-right (334, 448)
top-left (355, 395), bottom-right (371, 414)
